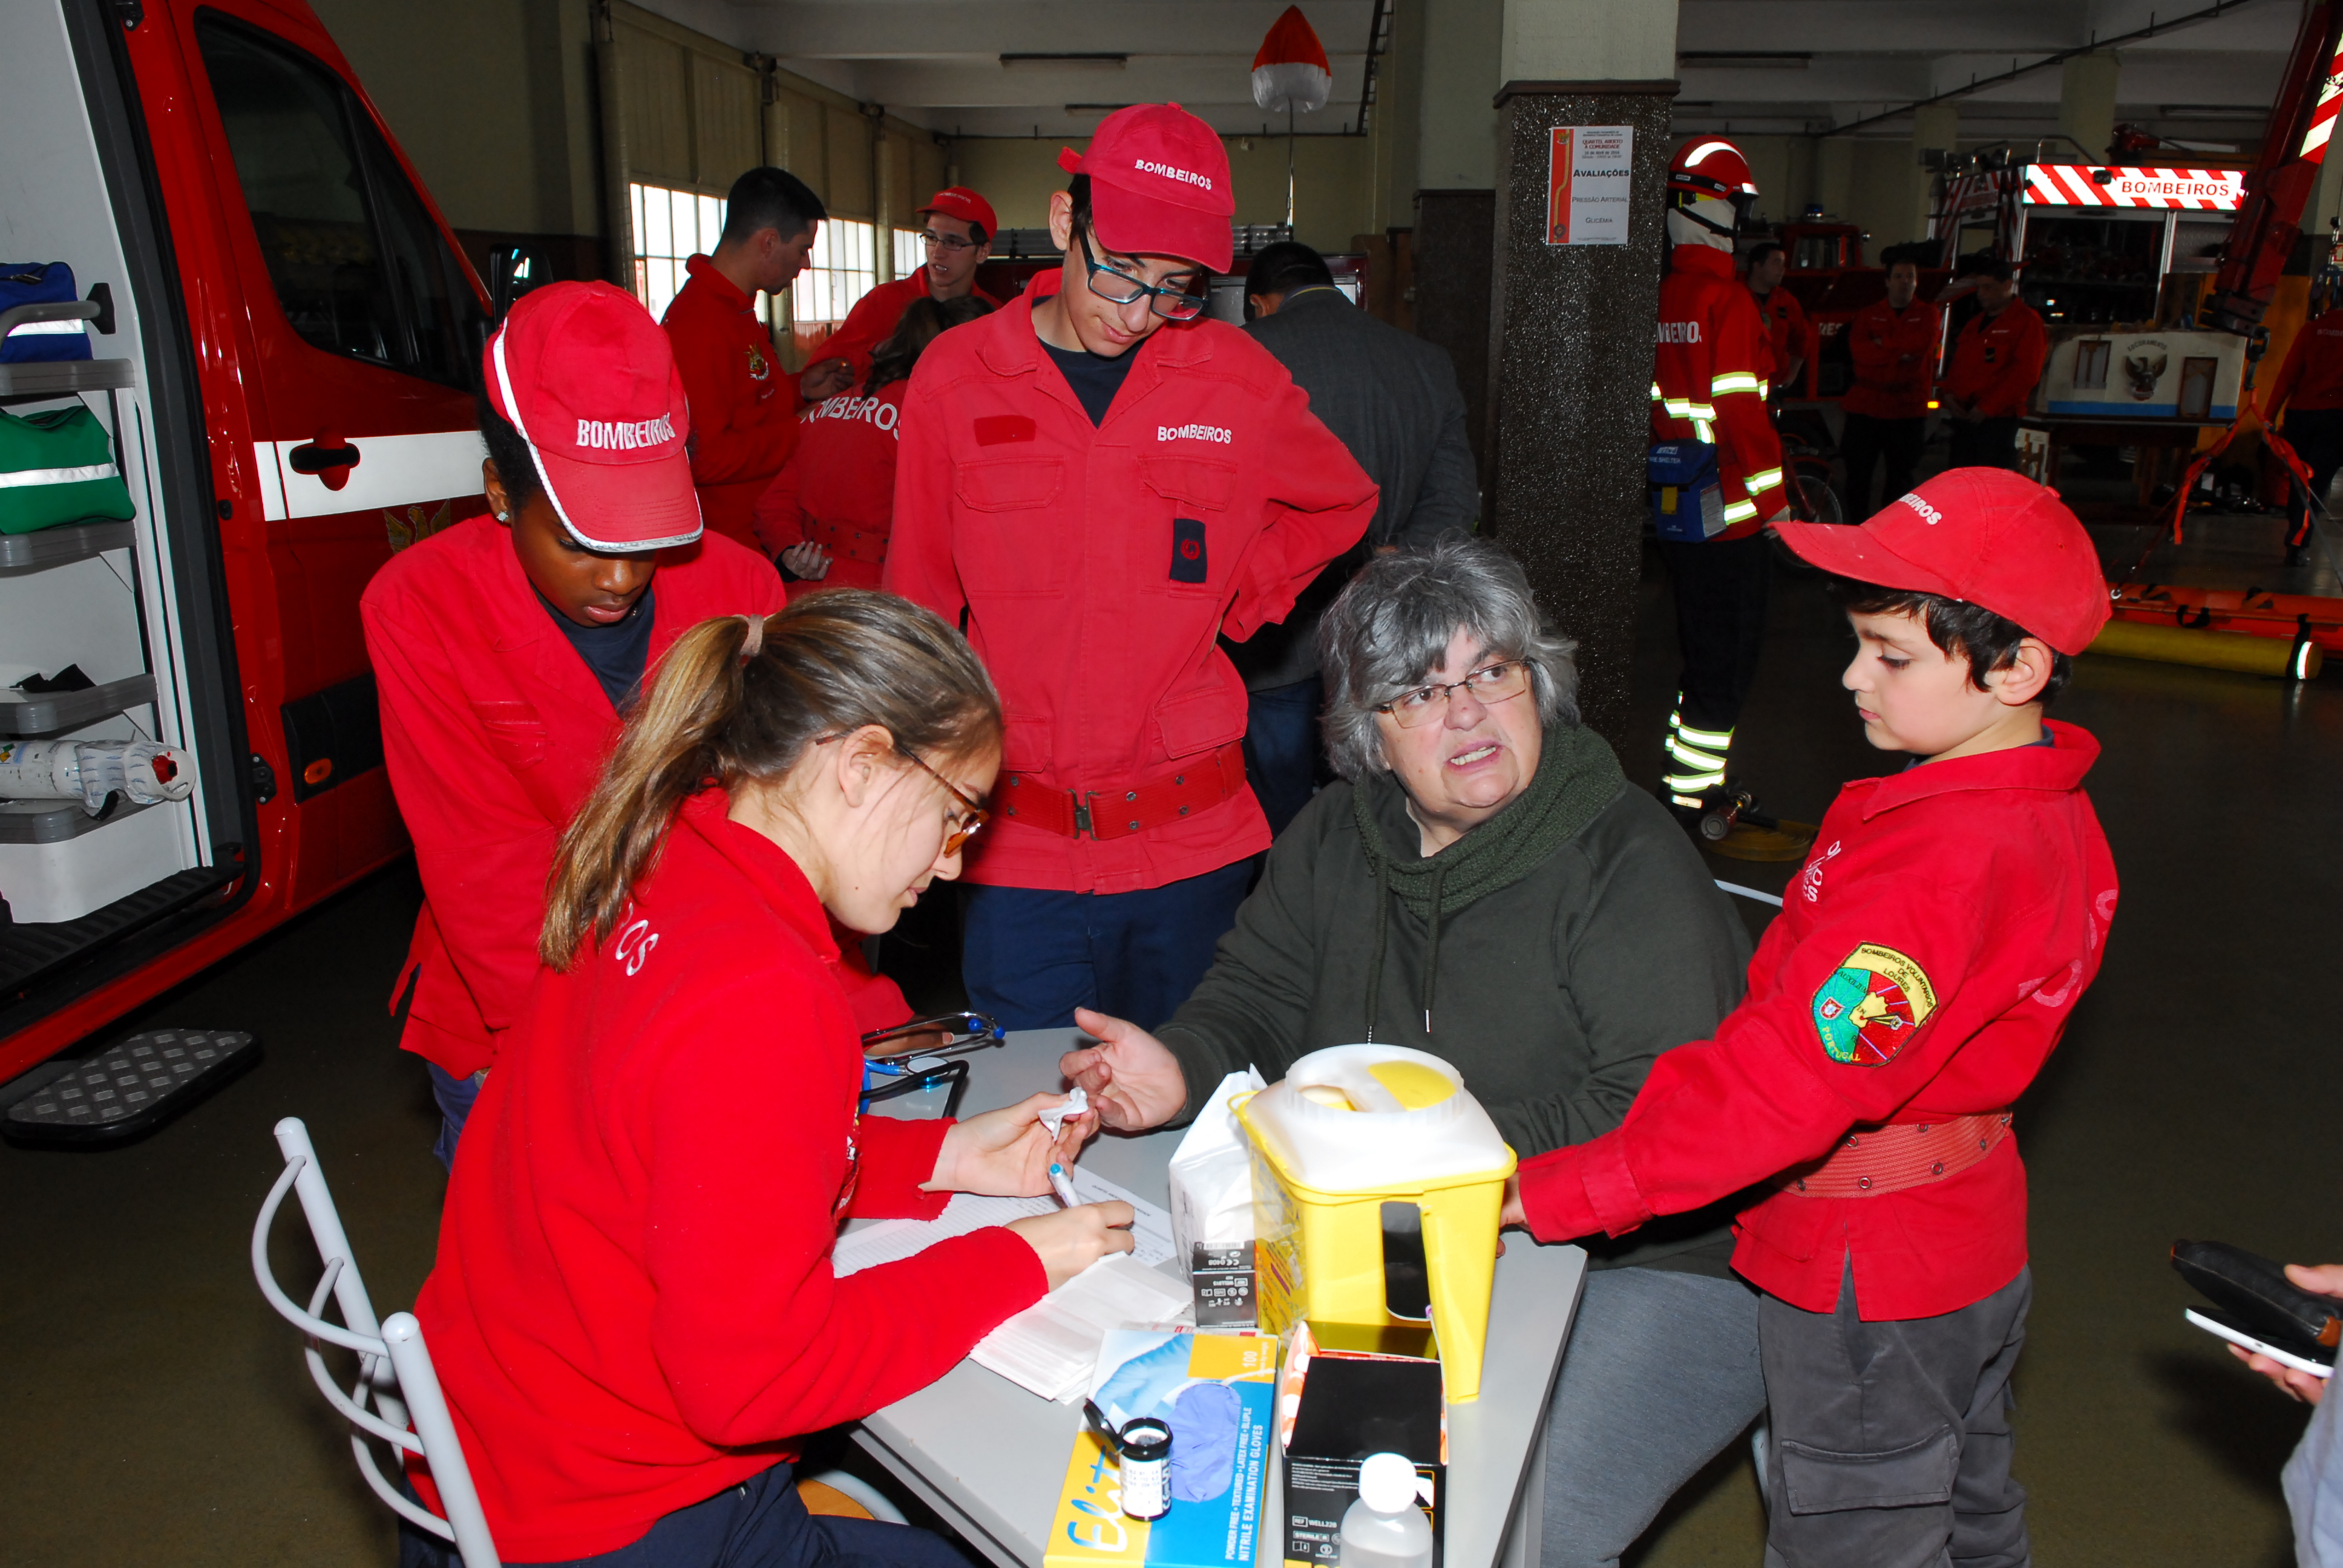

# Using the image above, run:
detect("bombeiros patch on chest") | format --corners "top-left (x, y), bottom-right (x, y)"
top-left (1157, 422), bottom-right (1234, 445)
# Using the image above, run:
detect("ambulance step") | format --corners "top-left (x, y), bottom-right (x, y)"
top-left (2, 1029), bottom-right (258, 1147)
top-left (0, 862), bottom-right (240, 998)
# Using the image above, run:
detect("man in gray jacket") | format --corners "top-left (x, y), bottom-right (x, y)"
top-left (1233, 242), bottom-right (1480, 835)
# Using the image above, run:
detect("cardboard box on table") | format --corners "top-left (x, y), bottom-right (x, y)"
top-left (1276, 1321), bottom-right (1446, 1568)
top-left (1044, 1330), bottom-right (1278, 1568)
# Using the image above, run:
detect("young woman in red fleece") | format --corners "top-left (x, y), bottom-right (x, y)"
top-left (408, 592), bottom-right (1134, 1567)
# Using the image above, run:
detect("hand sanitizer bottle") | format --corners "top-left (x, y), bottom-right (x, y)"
top-left (1338, 1452), bottom-right (1433, 1568)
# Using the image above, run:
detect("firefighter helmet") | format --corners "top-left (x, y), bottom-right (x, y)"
top-left (1669, 139), bottom-right (1760, 201)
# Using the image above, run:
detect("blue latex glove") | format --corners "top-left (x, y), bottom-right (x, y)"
top-left (1165, 1381), bottom-right (1242, 1503)
top-left (1095, 1333), bottom-right (1192, 1426)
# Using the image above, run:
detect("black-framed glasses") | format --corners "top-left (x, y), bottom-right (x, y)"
top-left (1077, 227), bottom-right (1208, 321)
top-left (896, 746), bottom-right (989, 855)
top-left (1375, 661), bottom-right (1533, 729)
top-left (921, 230), bottom-right (977, 254)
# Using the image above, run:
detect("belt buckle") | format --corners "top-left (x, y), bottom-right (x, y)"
top-left (1073, 795), bottom-right (1095, 837)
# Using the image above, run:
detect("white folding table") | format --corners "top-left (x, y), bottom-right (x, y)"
top-left (851, 1027), bottom-right (1588, 1568)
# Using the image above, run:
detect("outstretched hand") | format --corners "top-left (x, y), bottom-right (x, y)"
top-left (926, 1091), bottom-right (1092, 1198)
top-left (1057, 1008), bottom-right (1189, 1132)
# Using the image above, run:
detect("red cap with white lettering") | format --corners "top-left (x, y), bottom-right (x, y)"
top-left (1772, 467), bottom-right (2110, 653)
top-left (920, 186), bottom-right (1000, 239)
top-left (1058, 104), bottom-right (1236, 273)
top-left (482, 280), bottom-right (701, 552)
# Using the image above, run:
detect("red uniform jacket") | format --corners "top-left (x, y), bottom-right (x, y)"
top-left (1842, 298), bottom-right (1944, 421)
top-left (2269, 305), bottom-right (2343, 416)
top-left (1653, 244), bottom-right (1786, 538)
top-left (663, 255), bottom-right (804, 548)
top-left (1516, 722), bottom-right (2118, 1319)
top-left (1942, 299), bottom-right (2048, 419)
top-left (413, 790), bottom-right (1044, 1559)
top-left (1751, 283), bottom-right (1814, 393)
top-left (362, 517), bottom-right (901, 1080)
top-left (805, 271), bottom-right (1005, 382)
top-left (753, 384), bottom-right (906, 596)
top-left (883, 279), bottom-right (1377, 894)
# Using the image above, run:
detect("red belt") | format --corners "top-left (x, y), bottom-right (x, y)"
top-left (804, 515), bottom-right (890, 566)
top-left (998, 742), bottom-right (1248, 840)
top-left (1772, 1111), bottom-right (2012, 1198)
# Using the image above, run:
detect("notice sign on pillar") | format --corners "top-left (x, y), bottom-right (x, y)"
top-left (1546, 126), bottom-right (1633, 246)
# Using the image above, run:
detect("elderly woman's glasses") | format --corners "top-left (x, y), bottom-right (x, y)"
top-left (1078, 228), bottom-right (1208, 321)
top-left (1376, 661), bottom-right (1532, 728)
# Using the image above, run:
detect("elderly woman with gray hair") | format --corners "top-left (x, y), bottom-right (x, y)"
top-left (1060, 535), bottom-right (1761, 1568)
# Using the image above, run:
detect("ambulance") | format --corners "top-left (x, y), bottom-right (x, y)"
top-left (0, 0), bottom-right (501, 1089)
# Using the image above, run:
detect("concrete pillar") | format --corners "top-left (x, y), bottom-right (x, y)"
top-left (1910, 102), bottom-right (1959, 252)
top-left (1412, 0), bottom-right (1505, 491)
top-left (1483, 0), bottom-right (1676, 744)
top-left (2059, 50), bottom-right (2121, 163)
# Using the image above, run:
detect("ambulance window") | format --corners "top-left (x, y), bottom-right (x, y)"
top-left (195, 19), bottom-right (483, 389)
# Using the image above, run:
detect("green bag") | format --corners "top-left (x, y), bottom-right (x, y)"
top-left (0, 404), bottom-right (137, 534)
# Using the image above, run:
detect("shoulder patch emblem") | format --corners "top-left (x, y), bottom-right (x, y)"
top-left (1812, 942), bottom-right (1936, 1065)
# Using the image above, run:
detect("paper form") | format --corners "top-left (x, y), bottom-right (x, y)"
top-left (833, 1165), bottom-right (1175, 1276)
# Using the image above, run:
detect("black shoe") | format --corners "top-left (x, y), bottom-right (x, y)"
top-left (2285, 543), bottom-right (2312, 570)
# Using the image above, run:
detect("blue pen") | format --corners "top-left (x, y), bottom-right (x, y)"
top-left (1048, 1161), bottom-right (1080, 1207)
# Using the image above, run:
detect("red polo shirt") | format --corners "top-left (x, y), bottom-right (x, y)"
top-left (413, 790), bottom-right (1044, 1560)
top-left (806, 271), bottom-right (1006, 383)
top-left (1516, 722), bottom-right (2119, 1319)
top-left (883, 278), bottom-right (1376, 895)
top-left (662, 255), bottom-right (804, 548)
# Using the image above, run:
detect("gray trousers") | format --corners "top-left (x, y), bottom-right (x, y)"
top-left (1760, 1263), bottom-right (2032, 1568)
top-left (1540, 1266), bottom-right (1768, 1568)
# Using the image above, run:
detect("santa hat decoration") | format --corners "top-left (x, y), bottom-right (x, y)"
top-left (1251, 5), bottom-right (1332, 114)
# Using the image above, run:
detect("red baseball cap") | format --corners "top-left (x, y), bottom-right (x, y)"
top-left (482, 281), bottom-right (702, 552)
top-left (1773, 468), bottom-right (2111, 654)
top-left (920, 186), bottom-right (1000, 238)
top-left (1058, 104), bottom-right (1236, 273)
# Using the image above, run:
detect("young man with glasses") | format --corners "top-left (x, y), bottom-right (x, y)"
top-left (804, 187), bottom-right (1005, 384)
top-left (885, 103), bottom-right (1377, 1034)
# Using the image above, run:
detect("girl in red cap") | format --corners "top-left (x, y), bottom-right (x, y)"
top-left (367, 281), bottom-right (914, 1167)
top-left (754, 294), bottom-right (995, 595)
top-left (407, 592), bottom-right (1131, 1567)
top-left (886, 103), bottom-right (1377, 1034)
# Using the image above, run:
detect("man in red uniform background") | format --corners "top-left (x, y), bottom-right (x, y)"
top-left (661, 166), bottom-right (854, 549)
top-left (1940, 255), bottom-right (2046, 471)
top-left (1651, 138), bottom-right (1794, 849)
top-left (1744, 241), bottom-right (1812, 397)
top-left (2264, 300), bottom-right (2343, 567)
top-left (885, 103), bottom-right (1376, 1033)
top-left (1840, 248), bottom-right (1942, 514)
top-left (804, 186), bottom-right (1005, 384)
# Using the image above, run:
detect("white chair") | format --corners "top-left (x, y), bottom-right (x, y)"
top-left (252, 1116), bottom-right (499, 1568)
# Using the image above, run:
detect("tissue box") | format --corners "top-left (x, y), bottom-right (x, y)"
top-left (1044, 1329), bottom-right (1277, 1568)
top-left (1276, 1321), bottom-right (1446, 1568)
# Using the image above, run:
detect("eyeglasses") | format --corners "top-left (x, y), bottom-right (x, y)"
top-left (921, 230), bottom-right (978, 255)
top-left (896, 746), bottom-right (989, 855)
top-left (1077, 228), bottom-right (1208, 321)
top-left (1375, 661), bottom-right (1533, 728)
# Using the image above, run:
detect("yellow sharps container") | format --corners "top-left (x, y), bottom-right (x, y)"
top-left (1233, 1045), bottom-right (1516, 1401)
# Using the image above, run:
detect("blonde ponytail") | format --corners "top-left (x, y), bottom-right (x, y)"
top-left (540, 592), bottom-right (1000, 970)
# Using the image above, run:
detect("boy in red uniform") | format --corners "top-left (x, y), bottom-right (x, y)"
top-left (803, 186), bottom-right (1004, 384)
top-left (1840, 250), bottom-right (1942, 514)
top-left (661, 166), bottom-right (853, 549)
top-left (1504, 467), bottom-right (2119, 1567)
top-left (2264, 301), bottom-right (2343, 567)
top-left (885, 103), bottom-right (1375, 1032)
top-left (1940, 256), bottom-right (2047, 471)
top-left (366, 283), bottom-right (792, 1163)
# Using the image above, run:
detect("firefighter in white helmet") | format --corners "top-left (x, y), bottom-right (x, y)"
top-left (1648, 137), bottom-right (1806, 858)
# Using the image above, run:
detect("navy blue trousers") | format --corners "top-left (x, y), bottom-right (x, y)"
top-left (401, 1462), bottom-right (972, 1568)
top-left (961, 859), bottom-right (1252, 1031)
top-left (1241, 676), bottom-right (1324, 840)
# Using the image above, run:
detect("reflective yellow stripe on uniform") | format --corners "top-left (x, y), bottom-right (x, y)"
top-left (1722, 497), bottom-right (1759, 524)
top-left (1711, 371), bottom-right (1765, 397)
top-left (1662, 701), bottom-right (1732, 798)
top-left (1744, 466), bottom-right (1785, 496)
top-left (1650, 382), bottom-right (1664, 401)
top-left (1694, 419), bottom-right (1716, 444)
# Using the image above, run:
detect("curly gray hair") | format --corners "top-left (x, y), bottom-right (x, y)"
top-left (1314, 535), bottom-right (1579, 782)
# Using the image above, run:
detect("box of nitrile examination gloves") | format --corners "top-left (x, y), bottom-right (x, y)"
top-left (1277, 1321), bottom-right (1446, 1568)
top-left (1044, 1330), bottom-right (1277, 1568)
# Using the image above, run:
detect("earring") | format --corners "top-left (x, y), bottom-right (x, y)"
top-left (496, 510), bottom-right (510, 521)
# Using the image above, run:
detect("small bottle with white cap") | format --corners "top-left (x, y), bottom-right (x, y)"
top-left (1338, 1452), bottom-right (1433, 1568)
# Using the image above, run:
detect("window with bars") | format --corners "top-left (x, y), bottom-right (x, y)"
top-left (628, 181), bottom-right (726, 324)
top-left (791, 219), bottom-right (877, 327)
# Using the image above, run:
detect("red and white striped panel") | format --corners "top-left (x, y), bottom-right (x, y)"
top-left (2300, 41), bottom-right (2343, 162)
top-left (2022, 164), bottom-right (2244, 210)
